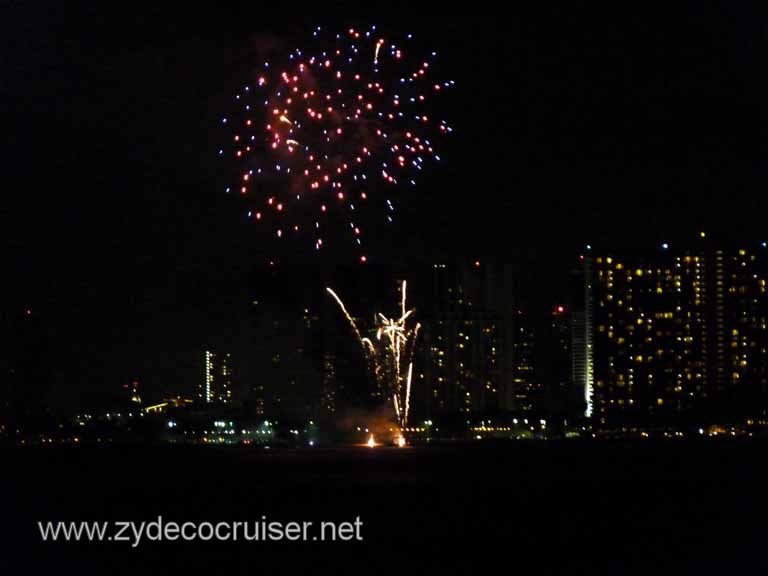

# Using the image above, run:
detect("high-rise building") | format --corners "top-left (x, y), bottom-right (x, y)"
top-left (571, 253), bottom-right (594, 419)
top-left (720, 246), bottom-right (768, 416)
top-left (510, 309), bottom-right (537, 412)
top-left (199, 350), bottom-right (233, 405)
top-left (247, 300), bottom-right (325, 421)
top-left (574, 239), bottom-right (768, 428)
top-left (321, 351), bottom-right (337, 415)
top-left (423, 259), bottom-right (512, 417)
top-left (592, 250), bottom-right (707, 426)
top-left (536, 305), bottom-right (573, 418)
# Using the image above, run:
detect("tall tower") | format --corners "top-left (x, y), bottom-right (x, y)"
top-left (511, 309), bottom-right (537, 412)
top-left (539, 304), bottom-right (573, 418)
top-left (572, 252), bottom-right (594, 419)
top-left (200, 350), bottom-right (232, 405)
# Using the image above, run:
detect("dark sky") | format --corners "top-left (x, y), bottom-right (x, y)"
top-left (3, 1), bottom-right (768, 409)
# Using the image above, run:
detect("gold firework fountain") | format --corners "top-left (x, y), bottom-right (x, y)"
top-left (326, 281), bottom-right (421, 432)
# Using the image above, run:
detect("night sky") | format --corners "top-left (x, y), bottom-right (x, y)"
top-left (3, 1), bottom-right (768, 410)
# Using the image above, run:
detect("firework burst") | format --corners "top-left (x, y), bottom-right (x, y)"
top-left (220, 25), bottom-right (454, 263)
top-left (327, 281), bottom-right (421, 429)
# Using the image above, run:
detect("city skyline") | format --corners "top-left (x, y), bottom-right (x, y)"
top-left (9, 236), bottom-right (768, 440)
top-left (6, 4), bottom-right (768, 415)
top-left (5, 4), bottom-right (768, 574)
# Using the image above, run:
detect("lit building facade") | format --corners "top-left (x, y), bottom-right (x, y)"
top-left (571, 255), bottom-right (594, 418)
top-left (721, 247), bottom-right (768, 415)
top-left (510, 310), bottom-right (538, 412)
top-left (321, 352), bottom-right (337, 415)
top-left (591, 251), bottom-right (707, 426)
top-left (200, 350), bottom-right (233, 405)
top-left (576, 240), bottom-right (768, 428)
top-left (423, 260), bottom-right (512, 417)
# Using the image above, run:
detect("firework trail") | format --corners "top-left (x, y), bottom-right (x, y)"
top-left (326, 281), bottom-right (421, 429)
top-left (325, 287), bottom-right (376, 357)
top-left (220, 25), bottom-right (454, 263)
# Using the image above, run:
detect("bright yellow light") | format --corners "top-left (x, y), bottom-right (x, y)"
top-left (367, 434), bottom-right (376, 448)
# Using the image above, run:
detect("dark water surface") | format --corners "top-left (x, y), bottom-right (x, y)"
top-left (2, 441), bottom-right (767, 575)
